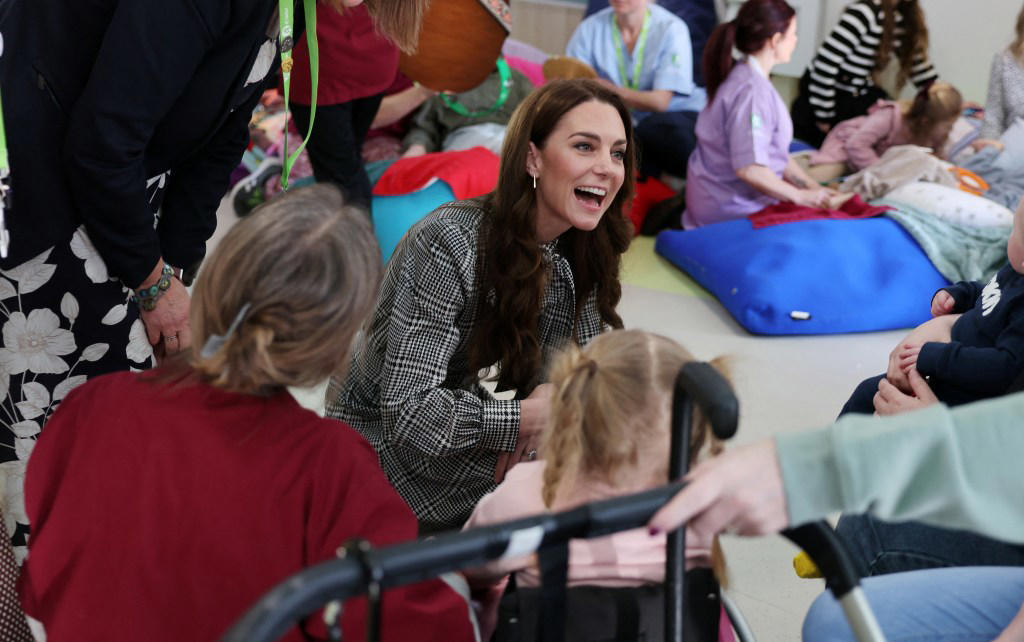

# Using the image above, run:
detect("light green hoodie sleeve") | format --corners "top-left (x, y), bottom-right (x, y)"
top-left (776, 393), bottom-right (1024, 545)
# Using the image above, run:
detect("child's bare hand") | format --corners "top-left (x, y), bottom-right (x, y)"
top-left (931, 290), bottom-right (955, 317)
top-left (898, 344), bottom-right (922, 373)
top-left (887, 344), bottom-right (914, 392)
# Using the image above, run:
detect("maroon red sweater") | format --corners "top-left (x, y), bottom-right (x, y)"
top-left (21, 371), bottom-right (472, 642)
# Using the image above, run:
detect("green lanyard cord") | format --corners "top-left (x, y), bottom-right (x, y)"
top-left (278, 0), bottom-right (319, 190)
top-left (0, 84), bottom-right (10, 259)
top-left (0, 90), bottom-right (7, 180)
top-left (611, 10), bottom-right (651, 91)
top-left (440, 57), bottom-right (513, 118)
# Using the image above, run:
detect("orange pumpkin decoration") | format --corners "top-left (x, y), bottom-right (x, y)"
top-left (399, 0), bottom-right (511, 93)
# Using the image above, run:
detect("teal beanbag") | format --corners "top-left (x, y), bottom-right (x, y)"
top-left (371, 180), bottom-right (456, 263)
top-left (655, 218), bottom-right (950, 335)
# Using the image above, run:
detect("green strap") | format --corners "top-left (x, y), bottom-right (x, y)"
top-left (0, 89), bottom-right (7, 179)
top-left (611, 10), bottom-right (651, 91)
top-left (0, 84), bottom-right (10, 258)
top-left (278, 0), bottom-right (319, 190)
top-left (440, 57), bottom-right (513, 119)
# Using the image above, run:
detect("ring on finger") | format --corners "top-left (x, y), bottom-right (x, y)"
top-left (526, 449), bottom-right (538, 461)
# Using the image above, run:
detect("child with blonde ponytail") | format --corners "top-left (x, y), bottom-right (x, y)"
top-left (464, 329), bottom-right (727, 636)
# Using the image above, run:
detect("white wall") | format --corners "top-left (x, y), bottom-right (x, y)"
top-left (818, 0), bottom-right (1022, 103)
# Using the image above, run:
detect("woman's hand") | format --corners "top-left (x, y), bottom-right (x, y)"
top-left (648, 440), bottom-right (789, 539)
top-left (794, 187), bottom-right (833, 208)
top-left (494, 383), bottom-right (554, 483)
top-left (874, 369), bottom-right (938, 415)
top-left (137, 261), bottom-right (192, 360)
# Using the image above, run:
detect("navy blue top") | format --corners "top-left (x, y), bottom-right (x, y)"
top-left (919, 264), bottom-right (1024, 405)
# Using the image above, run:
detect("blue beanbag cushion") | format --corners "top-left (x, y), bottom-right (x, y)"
top-left (371, 180), bottom-right (456, 262)
top-left (654, 218), bottom-right (950, 335)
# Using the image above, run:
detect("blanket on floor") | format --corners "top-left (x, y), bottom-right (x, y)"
top-left (878, 199), bottom-right (1011, 283)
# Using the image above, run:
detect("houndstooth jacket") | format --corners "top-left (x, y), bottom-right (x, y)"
top-left (327, 199), bottom-right (605, 531)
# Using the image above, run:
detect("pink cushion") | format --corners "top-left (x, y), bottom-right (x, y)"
top-left (505, 55), bottom-right (546, 87)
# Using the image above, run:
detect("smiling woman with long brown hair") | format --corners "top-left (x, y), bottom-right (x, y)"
top-left (329, 79), bottom-right (636, 534)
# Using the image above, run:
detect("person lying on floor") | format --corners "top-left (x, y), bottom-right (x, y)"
top-left (18, 186), bottom-right (476, 642)
top-left (802, 81), bottom-right (968, 184)
top-left (683, 0), bottom-right (838, 229)
top-left (463, 330), bottom-right (727, 639)
top-left (400, 62), bottom-right (535, 157)
top-left (328, 79), bottom-right (635, 535)
top-left (566, 0), bottom-right (707, 179)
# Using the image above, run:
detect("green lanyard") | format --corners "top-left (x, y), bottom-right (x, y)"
top-left (610, 10), bottom-right (651, 91)
top-left (440, 57), bottom-right (513, 118)
top-left (278, 0), bottom-right (319, 190)
top-left (0, 67), bottom-right (10, 258)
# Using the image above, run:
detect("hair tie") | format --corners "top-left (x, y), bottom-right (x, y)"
top-left (200, 302), bottom-right (252, 358)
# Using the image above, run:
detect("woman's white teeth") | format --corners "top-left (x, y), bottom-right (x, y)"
top-left (577, 186), bottom-right (607, 196)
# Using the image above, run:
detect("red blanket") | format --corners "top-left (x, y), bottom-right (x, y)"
top-left (748, 194), bottom-right (893, 229)
top-left (373, 147), bottom-right (500, 200)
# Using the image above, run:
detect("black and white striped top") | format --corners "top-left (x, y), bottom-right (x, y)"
top-left (807, 0), bottom-right (937, 122)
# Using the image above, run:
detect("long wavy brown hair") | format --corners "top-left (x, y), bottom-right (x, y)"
top-left (466, 79), bottom-right (635, 396)
top-left (875, 0), bottom-right (929, 90)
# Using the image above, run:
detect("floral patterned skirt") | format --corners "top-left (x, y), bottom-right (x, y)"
top-left (0, 225), bottom-right (154, 560)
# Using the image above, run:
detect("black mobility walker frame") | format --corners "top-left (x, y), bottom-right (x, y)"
top-left (221, 363), bottom-right (886, 642)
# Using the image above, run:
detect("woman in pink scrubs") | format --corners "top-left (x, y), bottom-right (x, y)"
top-left (683, 0), bottom-right (833, 229)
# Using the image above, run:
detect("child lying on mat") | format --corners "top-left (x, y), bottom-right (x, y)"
top-left (840, 197), bottom-right (1024, 416)
top-left (803, 82), bottom-right (1001, 184)
top-left (462, 329), bottom-right (728, 639)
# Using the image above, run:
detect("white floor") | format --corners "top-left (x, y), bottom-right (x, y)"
top-left (212, 196), bottom-right (909, 640)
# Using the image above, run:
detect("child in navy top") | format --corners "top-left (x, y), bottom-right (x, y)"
top-left (841, 198), bottom-right (1024, 414)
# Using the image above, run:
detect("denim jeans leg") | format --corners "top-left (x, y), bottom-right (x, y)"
top-left (802, 566), bottom-right (1024, 641)
top-left (836, 513), bottom-right (1024, 577)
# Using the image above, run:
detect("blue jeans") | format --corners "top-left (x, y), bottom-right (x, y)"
top-left (835, 514), bottom-right (1024, 576)
top-left (803, 566), bottom-right (1024, 641)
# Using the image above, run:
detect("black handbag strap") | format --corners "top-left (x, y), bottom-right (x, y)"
top-left (536, 542), bottom-right (570, 642)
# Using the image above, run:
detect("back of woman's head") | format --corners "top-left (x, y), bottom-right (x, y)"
top-left (469, 79), bottom-right (635, 394)
top-left (540, 330), bottom-right (724, 508)
top-left (702, 0), bottom-right (795, 101)
top-left (904, 81), bottom-right (962, 147)
top-left (188, 184), bottom-right (381, 395)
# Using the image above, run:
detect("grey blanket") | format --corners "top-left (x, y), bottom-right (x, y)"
top-left (876, 199), bottom-right (1011, 283)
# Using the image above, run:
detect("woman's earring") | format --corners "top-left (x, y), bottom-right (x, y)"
top-left (532, 174), bottom-right (537, 189)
